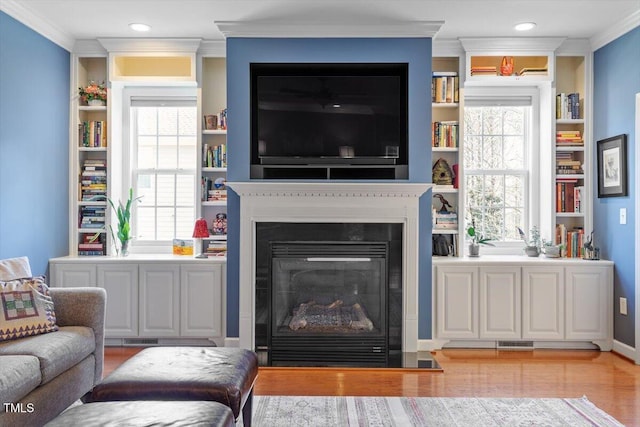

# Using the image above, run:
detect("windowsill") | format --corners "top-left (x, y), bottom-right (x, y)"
top-left (432, 255), bottom-right (612, 265)
top-left (50, 254), bottom-right (226, 263)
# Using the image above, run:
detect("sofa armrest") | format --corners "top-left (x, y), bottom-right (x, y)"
top-left (49, 287), bottom-right (106, 385)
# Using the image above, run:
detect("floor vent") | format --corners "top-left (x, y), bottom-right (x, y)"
top-left (123, 338), bottom-right (158, 346)
top-left (496, 341), bottom-right (534, 351)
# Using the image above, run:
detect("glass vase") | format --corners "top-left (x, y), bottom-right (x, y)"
top-left (119, 240), bottom-right (130, 257)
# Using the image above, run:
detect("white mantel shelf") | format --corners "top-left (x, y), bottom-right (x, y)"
top-left (228, 181), bottom-right (433, 353)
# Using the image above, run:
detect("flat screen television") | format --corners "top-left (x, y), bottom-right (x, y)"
top-left (250, 63), bottom-right (408, 179)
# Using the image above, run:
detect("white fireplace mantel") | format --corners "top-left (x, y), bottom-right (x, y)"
top-left (227, 181), bottom-right (433, 353)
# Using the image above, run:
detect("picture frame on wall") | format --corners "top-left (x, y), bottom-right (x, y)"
top-left (597, 134), bottom-right (628, 198)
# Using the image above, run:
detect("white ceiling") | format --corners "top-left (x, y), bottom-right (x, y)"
top-left (3, 0), bottom-right (640, 51)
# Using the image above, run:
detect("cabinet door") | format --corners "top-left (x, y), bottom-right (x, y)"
top-left (97, 264), bottom-right (138, 337)
top-left (180, 264), bottom-right (224, 337)
top-left (51, 263), bottom-right (97, 287)
top-left (436, 266), bottom-right (478, 339)
top-left (479, 267), bottom-right (521, 340)
top-left (139, 264), bottom-right (180, 337)
top-left (565, 266), bottom-right (611, 340)
top-left (522, 267), bottom-right (564, 340)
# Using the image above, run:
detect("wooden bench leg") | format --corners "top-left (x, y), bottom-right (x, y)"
top-left (242, 388), bottom-right (254, 427)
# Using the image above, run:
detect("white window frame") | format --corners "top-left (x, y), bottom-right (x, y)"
top-left (463, 86), bottom-right (541, 255)
top-left (122, 87), bottom-right (198, 254)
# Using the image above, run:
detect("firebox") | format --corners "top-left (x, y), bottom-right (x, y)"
top-left (254, 222), bottom-right (403, 367)
top-left (269, 241), bottom-right (388, 366)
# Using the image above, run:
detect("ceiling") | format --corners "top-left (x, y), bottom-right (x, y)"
top-left (3, 0), bottom-right (640, 50)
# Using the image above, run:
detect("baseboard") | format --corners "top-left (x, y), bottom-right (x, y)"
top-left (612, 339), bottom-right (636, 362)
top-left (418, 339), bottom-right (601, 351)
top-left (224, 336), bottom-right (240, 347)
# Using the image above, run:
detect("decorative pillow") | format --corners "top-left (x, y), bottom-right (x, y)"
top-left (0, 276), bottom-right (58, 342)
top-left (0, 256), bottom-right (32, 281)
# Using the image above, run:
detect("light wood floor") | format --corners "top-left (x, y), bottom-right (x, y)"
top-left (104, 347), bottom-right (640, 426)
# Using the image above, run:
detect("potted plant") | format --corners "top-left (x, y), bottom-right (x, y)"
top-left (108, 188), bottom-right (142, 256)
top-left (78, 81), bottom-right (107, 106)
top-left (466, 219), bottom-right (494, 257)
top-left (517, 226), bottom-right (541, 257)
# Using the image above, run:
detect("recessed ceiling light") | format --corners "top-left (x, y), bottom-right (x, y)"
top-left (514, 22), bottom-right (536, 32)
top-left (129, 23), bottom-right (151, 32)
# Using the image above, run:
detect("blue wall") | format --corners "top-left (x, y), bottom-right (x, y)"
top-left (593, 26), bottom-right (640, 347)
top-left (225, 37), bottom-right (433, 338)
top-left (0, 12), bottom-right (70, 275)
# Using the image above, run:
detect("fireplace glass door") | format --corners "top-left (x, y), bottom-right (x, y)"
top-left (269, 242), bottom-right (388, 366)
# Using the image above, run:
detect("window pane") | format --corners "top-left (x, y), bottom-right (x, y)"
top-left (176, 175), bottom-right (195, 205)
top-left (504, 208), bottom-right (524, 240)
top-left (136, 206), bottom-right (156, 241)
top-left (482, 136), bottom-right (503, 169)
top-left (156, 207), bottom-right (175, 240)
top-left (137, 109), bottom-right (157, 134)
top-left (137, 174), bottom-right (156, 206)
top-left (178, 136), bottom-right (197, 169)
top-left (503, 108), bottom-right (524, 134)
top-left (464, 108), bottom-right (482, 135)
top-left (503, 136), bottom-right (524, 169)
top-left (505, 175), bottom-right (524, 207)
top-left (158, 108), bottom-right (178, 135)
top-left (483, 108), bottom-right (501, 134)
top-left (484, 175), bottom-right (505, 206)
top-left (179, 108), bottom-right (197, 135)
top-left (157, 175), bottom-right (175, 206)
top-left (464, 136), bottom-right (482, 169)
top-left (176, 207), bottom-right (194, 238)
top-left (137, 137), bottom-right (157, 169)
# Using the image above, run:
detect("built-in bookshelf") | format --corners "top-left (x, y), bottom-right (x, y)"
top-left (200, 57), bottom-right (228, 257)
top-left (554, 55), bottom-right (589, 258)
top-left (432, 56), bottom-right (463, 257)
top-left (73, 56), bottom-right (109, 256)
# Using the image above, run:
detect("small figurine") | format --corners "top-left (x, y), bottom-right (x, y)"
top-left (433, 193), bottom-right (453, 213)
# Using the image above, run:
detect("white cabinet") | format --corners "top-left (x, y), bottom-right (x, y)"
top-left (98, 264), bottom-right (138, 337)
top-left (49, 257), bottom-right (226, 342)
top-left (522, 266), bottom-right (564, 340)
top-left (436, 266), bottom-right (478, 339)
top-left (565, 266), bottom-right (611, 344)
top-left (433, 259), bottom-right (613, 350)
top-left (480, 267), bottom-right (521, 340)
top-left (52, 263), bottom-right (96, 287)
top-left (180, 264), bottom-right (224, 337)
top-left (139, 264), bottom-right (180, 337)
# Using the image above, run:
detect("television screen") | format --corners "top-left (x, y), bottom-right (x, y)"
top-left (250, 63), bottom-right (408, 178)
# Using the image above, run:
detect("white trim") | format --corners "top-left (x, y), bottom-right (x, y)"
top-left (613, 339), bottom-right (636, 362)
top-left (224, 337), bottom-right (240, 348)
top-left (97, 38), bottom-right (202, 53)
top-left (214, 20), bottom-right (444, 38)
top-left (0, 0), bottom-right (74, 51)
top-left (198, 40), bottom-right (226, 58)
top-left (635, 93), bottom-right (640, 365)
top-left (432, 39), bottom-right (464, 57)
top-left (459, 37), bottom-right (566, 53)
top-left (226, 181), bottom-right (432, 353)
top-left (590, 9), bottom-right (640, 51)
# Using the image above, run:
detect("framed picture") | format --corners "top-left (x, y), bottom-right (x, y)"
top-left (597, 134), bottom-right (627, 198)
top-left (203, 114), bottom-right (218, 130)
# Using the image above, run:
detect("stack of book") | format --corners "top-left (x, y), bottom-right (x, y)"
top-left (556, 130), bottom-right (583, 146)
top-left (431, 72), bottom-right (459, 103)
top-left (470, 66), bottom-right (497, 76)
top-left (432, 121), bottom-right (459, 148)
top-left (81, 159), bottom-right (107, 201)
top-left (556, 153), bottom-right (583, 175)
top-left (433, 211), bottom-right (458, 230)
top-left (79, 120), bottom-right (107, 147)
top-left (205, 240), bottom-right (227, 257)
top-left (207, 189), bottom-right (227, 202)
top-left (78, 234), bottom-right (105, 256)
top-left (556, 93), bottom-right (580, 119)
top-left (79, 205), bottom-right (106, 229)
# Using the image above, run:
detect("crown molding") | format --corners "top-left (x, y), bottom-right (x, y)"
top-left (556, 38), bottom-right (591, 55)
top-left (590, 9), bottom-right (640, 51)
top-left (459, 37), bottom-right (566, 53)
top-left (197, 40), bottom-right (226, 57)
top-left (0, 0), bottom-right (74, 51)
top-left (432, 39), bottom-right (464, 57)
top-left (97, 38), bottom-right (202, 53)
top-left (214, 20), bottom-right (444, 38)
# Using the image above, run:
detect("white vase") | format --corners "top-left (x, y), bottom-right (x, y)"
top-left (88, 99), bottom-right (105, 107)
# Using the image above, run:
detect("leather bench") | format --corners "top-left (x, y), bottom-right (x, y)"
top-left (90, 347), bottom-right (259, 427)
top-left (45, 401), bottom-right (235, 427)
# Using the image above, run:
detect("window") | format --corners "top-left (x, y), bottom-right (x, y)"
top-left (463, 88), bottom-right (539, 250)
top-left (124, 89), bottom-right (198, 250)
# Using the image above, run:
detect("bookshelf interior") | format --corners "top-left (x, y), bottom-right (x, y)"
top-left (432, 56), bottom-right (462, 257)
top-left (200, 57), bottom-right (228, 256)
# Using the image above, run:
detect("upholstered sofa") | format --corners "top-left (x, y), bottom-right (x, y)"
top-left (0, 258), bottom-right (106, 426)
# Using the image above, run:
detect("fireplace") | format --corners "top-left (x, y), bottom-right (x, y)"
top-left (227, 182), bottom-right (432, 359)
top-left (256, 223), bottom-right (402, 366)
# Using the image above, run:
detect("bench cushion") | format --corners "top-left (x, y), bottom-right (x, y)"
top-left (0, 326), bottom-right (95, 384)
top-left (45, 401), bottom-right (235, 427)
top-left (0, 355), bottom-right (41, 404)
top-left (91, 347), bottom-right (258, 419)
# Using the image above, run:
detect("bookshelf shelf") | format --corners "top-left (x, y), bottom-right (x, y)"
top-left (556, 212), bottom-right (585, 218)
top-left (432, 229), bottom-right (459, 235)
top-left (202, 201), bottom-right (227, 207)
top-left (78, 106), bottom-right (107, 112)
top-left (78, 228), bottom-right (106, 233)
top-left (433, 186), bottom-right (458, 193)
top-left (202, 129), bottom-right (227, 135)
top-left (556, 146), bottom-right (584, 152)
top-left (78, 147), bottom-right (107, 152)
top-left (432, 147), bottom-right (459, 153)
top-left (204, 235), bottom-right (227, 241)
top-left (556, 118), bottom-right (584, 124)
top-left (202, 167), bottom-right (227, 172)
top-left (432, 103), bottom-right (459, 109)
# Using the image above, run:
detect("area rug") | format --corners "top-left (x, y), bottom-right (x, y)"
top-left (252, 396), bottom-right (623, 427)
